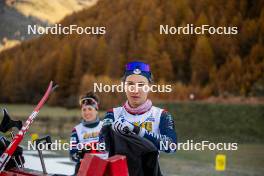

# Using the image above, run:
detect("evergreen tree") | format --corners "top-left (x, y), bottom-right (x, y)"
top-left (191, 36), bottom-right (214, 86)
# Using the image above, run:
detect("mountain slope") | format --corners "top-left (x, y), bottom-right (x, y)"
top-left (0, 0), bottom-right (97, 51)
top-left (10, 0), bottom-right (98, 24)
top-left (0, 0), bottom-right (263, 106)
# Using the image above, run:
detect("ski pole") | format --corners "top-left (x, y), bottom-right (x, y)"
top-left (35, 135), bottom-right (52, 174)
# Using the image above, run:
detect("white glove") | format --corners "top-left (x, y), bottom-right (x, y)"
top-left (112, 118), bottom-right (134, 135)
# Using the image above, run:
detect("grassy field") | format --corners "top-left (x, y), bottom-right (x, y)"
top-left (0, 104), bottom-right (106, 119)
top-left (0, 102), bottom-right (263, 175)
top-left (160, 144), bottom-right (264, 176)
top-left (0, 104), bottom-right (80, 118)
top-left (158, 102), bottom-right (264, 143)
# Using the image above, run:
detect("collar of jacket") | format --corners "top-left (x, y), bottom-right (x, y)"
top-left (82, 117), bottom-right (100, 128)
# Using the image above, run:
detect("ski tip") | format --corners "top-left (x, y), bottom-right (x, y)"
top-left (52, 84), bottom-right (59, 91)
top-left (48, 81), bottom-right (58, 92)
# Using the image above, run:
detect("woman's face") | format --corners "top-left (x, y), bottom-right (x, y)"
top-left (125, 74), bottom-right (149, 108)
top-left (81, 105), bottom-right (97, 121)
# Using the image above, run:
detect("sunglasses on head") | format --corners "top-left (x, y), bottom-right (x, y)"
top-left (126, 62), bottom-right (150, 72)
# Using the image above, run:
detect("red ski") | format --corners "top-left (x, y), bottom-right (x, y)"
top-left (0, 81), bottom-right (56, 172)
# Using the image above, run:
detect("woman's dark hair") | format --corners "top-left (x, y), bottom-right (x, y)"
top-left (80, 91), bottom-right (99, 104)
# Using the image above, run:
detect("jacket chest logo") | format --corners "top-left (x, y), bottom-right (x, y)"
top-left (133, 121), bottom-right (153, 132)
top-left (82, 131), bottom-right (99, 139)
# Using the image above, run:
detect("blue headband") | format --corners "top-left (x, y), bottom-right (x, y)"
top-left (124, 61), bottom-right (152, 81)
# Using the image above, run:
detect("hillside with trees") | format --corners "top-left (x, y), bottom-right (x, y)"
top-left (0, 0), bottom-right (263, 108)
